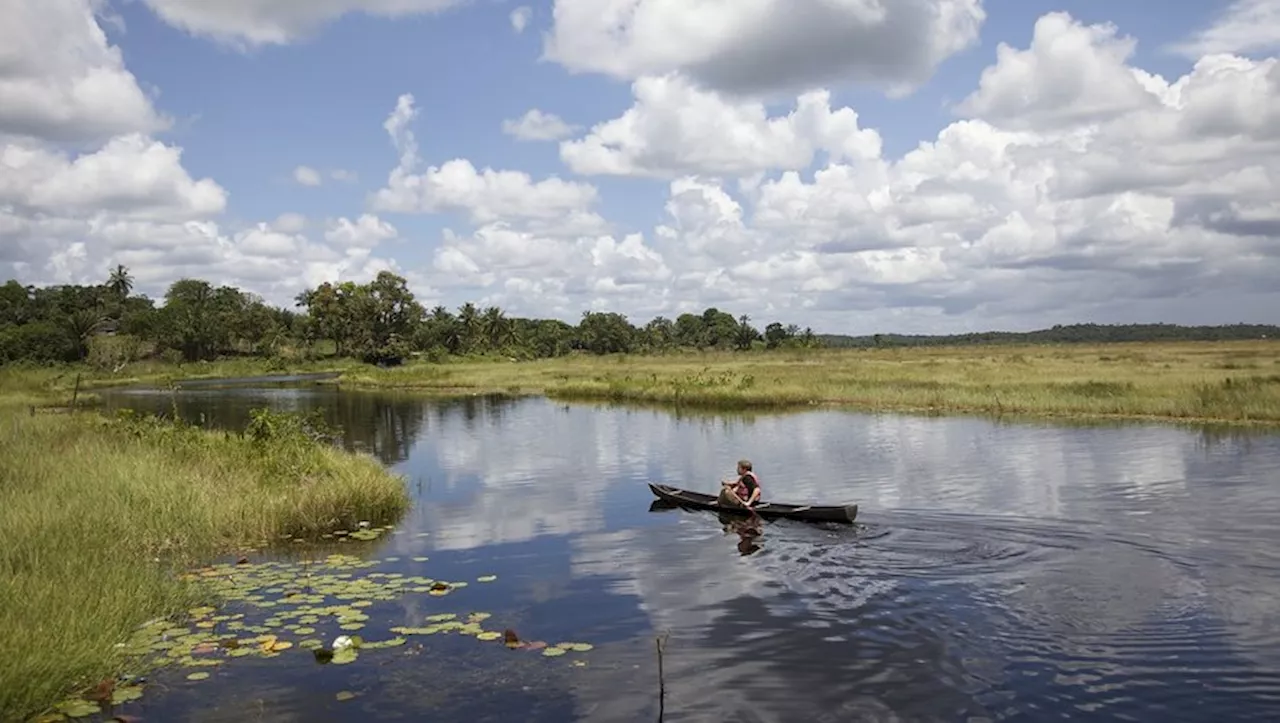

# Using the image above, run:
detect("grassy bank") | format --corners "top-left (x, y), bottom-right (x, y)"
top-left (342, 340), bottom-right (1280, 425)
top-left (0, 407), bottom-right (409, 721)
top-left (4, 339), bottom-right (1280, 425)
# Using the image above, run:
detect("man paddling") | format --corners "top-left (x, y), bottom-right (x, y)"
top-left (718, 459), bottom-right (762, 509)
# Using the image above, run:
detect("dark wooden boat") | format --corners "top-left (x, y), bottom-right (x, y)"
top-left (647, 483), bottom-right (858, 524)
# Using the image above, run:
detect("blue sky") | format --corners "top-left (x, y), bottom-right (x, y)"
top-left (110, 0), bottom-right (1217, 237)
top-left (3, 0), bottom-right (1278, 334)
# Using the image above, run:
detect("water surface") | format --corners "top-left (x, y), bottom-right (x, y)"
top-left (97, 387), bottom-right (1280, 722)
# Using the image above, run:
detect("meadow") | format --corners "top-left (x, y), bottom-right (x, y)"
top-left (0, 403), bottom-right (408, 721)
top-left (7, 339), bottom-right (1280, 425)
top-left (2, 338), bottom-right (1277, 717)
top-left (345, 340), bottom-right (1280, 425)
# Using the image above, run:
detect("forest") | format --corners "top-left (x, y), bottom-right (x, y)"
top-left (0, 267), bottom-right (820, 368)
top-left (2, 266), bottom-right (1275, 369)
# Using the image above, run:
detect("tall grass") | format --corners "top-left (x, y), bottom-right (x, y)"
top-left (342, 340), bottom-right (1280, 424)
top-left (0, 407), bottom-right (409, 721)
top-left (5, 339), bottom-right (1279, 425)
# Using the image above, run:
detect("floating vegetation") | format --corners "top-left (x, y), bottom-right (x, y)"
top-left (477, 575), bottom-right (497, 583)
top-left (36, 552), bottom-right (594, 719)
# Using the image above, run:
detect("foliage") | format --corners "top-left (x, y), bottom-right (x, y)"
top-left (1, 268), bottom-right (818, 370)
top-left (822, 322), bottom-right (1280, 348)
top-left (3, 266), bottom-right (1276, 374)
top-left (0, 407), bottom-right (409, 721)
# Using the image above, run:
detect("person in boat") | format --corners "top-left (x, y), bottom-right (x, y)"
top-left (718, 459), bottom-right (762, 509)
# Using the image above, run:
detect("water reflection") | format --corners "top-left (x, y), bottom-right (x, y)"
top-left (95, 388), bottom-right (1280, 722)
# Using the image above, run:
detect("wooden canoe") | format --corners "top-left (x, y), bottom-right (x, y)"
top-left (647, 483), bottom-right (859, 524)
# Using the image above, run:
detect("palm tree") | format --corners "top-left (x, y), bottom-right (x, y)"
top-left (65, 308), bottom-right (107, 360)
top-left (481, 305), bottom-right (508, 351)
top-left (107, 264), bottom-right (133, 300)
top-left (457, 302), bottom-right (480, 352)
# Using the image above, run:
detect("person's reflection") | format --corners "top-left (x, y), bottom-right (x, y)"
top-left (718, 513), bottom-right (764, 556)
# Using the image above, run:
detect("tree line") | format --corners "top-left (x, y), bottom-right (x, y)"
top-left (0, 267), bottom-right (820, 367)
top-left (820, 323), bottom-right (1280, 349)
top-left (4, 267), bottom-right (1272, 369)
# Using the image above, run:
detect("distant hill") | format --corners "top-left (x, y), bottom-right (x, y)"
top-left (818, 323), bottom-right (1280, 348)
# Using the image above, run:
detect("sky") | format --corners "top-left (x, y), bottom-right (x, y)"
top-left (1, 0), bottom-right (1278, 336)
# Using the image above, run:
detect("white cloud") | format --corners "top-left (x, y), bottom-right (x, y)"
top-left (957, 12), bottom-right (1163, 131)
top-left (509, 6), bottom-right (532, 34)
top-left (0, 0), bottom-right (169, 144)
top-left (0, 4), bottom-right (420, 309)
top-left (293, 164), bottom-right (323, 186)
top-left (1, 134), bottom-right (227, 220)
top-left (560, 73), bottom-right (883, 178)
top-left (324, 213), bottom-right (398, 249)
top-left (371, 94), bottom-right (601, 224)
top-left (272, 212), bottom-right (308, 233)
top-left (6, 6), bottom-right (1280, 336)
top-left (422, 11), bottom-right (1280, 332)
top-left (502, 109), bottom-right (578, 141)
top-left (542, 0), bottom-right (986, 97)
top-left (1168, 0), bottom-right (1280, 58)
top-left (138, 0), bottom-right (465, 47)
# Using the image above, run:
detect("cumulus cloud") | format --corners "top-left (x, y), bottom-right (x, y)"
top-left (371, 94), bottom-right (601, 224)
top-left (956, 12), bottom-right (1164, 130)
top-left (509, 6), bottom-right (532, 34)
top-left (502, 109), bottom-right (578, 141)
top-left (6, 4), bottom-right (1280, 335)
top-left (435, 11), bottom-right (1280, 331)
top-left (292, 165), bottom-right (323, 186)
top-left (560, 74), bottom-right (883, 178)
top-left (1168, 0), bottom-right (1280, 58)
top-left (542, 0), bottom-right (986, 97)
top-left (0, 0), bottom-right (169, 144)
top-left (137, 0), bottom-right (465, 47)
top-left (324, 213), bottom-right (398, 249)
top-left (0, 2), bottom-right (419, 308)
top-left (1, 134), bottom-right (227, 220)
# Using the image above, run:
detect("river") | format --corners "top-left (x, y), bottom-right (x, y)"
top-left (96, 385), bottom-right (1280, 722)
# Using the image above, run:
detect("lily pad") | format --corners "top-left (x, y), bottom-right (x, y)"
top-left (54, 700), bottom-right (100, 718)
top-left (476, 631), bottom-right (502, 641)
top-left (565, 643), bottom-right (594, 652)
top-left (331, 648), bottom-right (359, 665)
top-left (425, 613), bottom-right (457, 622)
top-left (186, 672), bottom-right (211, 681)
top-left (541, 647), bottom-right (566, 657)
top-left (110, 686), bottom-right (145, 704)
top-left (336, 691), bottom-right (357, 702)
top-left (339, 623), bottom-right (365, 631)
top-left (412, 556), bottom-right (429, 562)
top-left (477, 575), bottom-right (497, 583)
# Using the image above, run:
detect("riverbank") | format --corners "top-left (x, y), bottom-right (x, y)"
top-left (4, 339), bottom-right (1279, 425)
top-left (344, 340), bottom-right (1280, 425)
top-left (0, 406), bottom-right (409, 721)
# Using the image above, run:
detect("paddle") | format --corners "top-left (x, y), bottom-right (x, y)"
top-left (720, 477), bottom-right (765, 522)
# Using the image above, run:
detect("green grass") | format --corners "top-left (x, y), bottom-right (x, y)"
top-left (5, 339), bottom-right (1280, 426)
top-left (340, 340), bottom-right (1280, 425)
top-left (0, 407), bottom-right (409, 721)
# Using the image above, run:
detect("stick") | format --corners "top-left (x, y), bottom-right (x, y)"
top-left (655, 631), bottom-right (669, 721)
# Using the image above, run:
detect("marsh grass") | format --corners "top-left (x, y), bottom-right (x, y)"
top-left (0, 407), bottom-right (409, 721)
top-left (342, 340), bottom-right (1280, 424)
top-left (5, 339), bottom-right (1279, 425)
